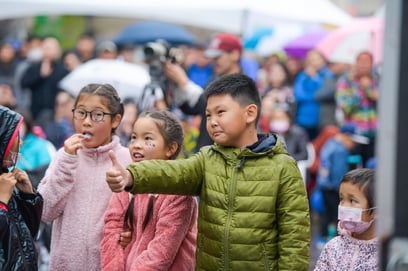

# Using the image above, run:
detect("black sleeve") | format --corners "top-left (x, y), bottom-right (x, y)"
top-left (20, 62), bottom-right (43, 89)
top-left (16, 191), bottom-right (43, 239)
top-left (178, 94), bottom-right (207, 116)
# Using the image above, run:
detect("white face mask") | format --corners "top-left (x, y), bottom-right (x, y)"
top-left (269, 120), bottom-right (290, 134)
top-left (338, 205), bottom-right (376, 234)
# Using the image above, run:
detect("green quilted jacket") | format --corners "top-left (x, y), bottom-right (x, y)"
top-left (127, 134), bottom-right (311, 270)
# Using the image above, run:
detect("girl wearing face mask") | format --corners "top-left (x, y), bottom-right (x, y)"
top-left (268, 104), bottom-right (309, 161)
top-left (314, 168), bottom-right (379, 271)
top-left (0, 105), bottom-right (44, 270)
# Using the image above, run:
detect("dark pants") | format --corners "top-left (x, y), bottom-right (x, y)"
top-left (301, 125), bottom-right (319, 141)
top-left (351, 138), bottom-right (376, 166)
top-left (320, 188), bottom-right (339, 237)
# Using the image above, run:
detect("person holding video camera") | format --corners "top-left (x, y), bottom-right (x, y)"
top-left (163, 32), bottom-right (248, 151)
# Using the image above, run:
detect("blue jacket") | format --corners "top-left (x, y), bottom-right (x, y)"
top-left (16, 132), bottom-right (53, 171)
top-left (317, 138), bottom-right (349, 191)
top-left (294, 66), bottom-right (333, 127)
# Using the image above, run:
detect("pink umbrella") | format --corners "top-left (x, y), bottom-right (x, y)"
top-left (316, 16), bottom-right (384, 64)
top-left (283, 30), bottom-right (329, 60)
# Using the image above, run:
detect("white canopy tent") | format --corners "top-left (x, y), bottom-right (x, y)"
top-left (1, 0), bottom-right (352, 35)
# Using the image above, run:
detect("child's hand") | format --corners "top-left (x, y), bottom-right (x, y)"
top-left (106, 150), bottom-right (132, 192)
top-left (13, 168), bottom-right (34, 194)
top-left (118, 231), bottom-right (132, 248)
top-left (64, 133), bottom-right (86, 155)
top-left (0, 172), bottom-right (17, 204)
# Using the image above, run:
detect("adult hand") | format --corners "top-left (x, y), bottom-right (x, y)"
top-left (106, 150), bottom-right (132, 192)
top-left (13, 168), bottom-right (34, 194)
top-left (40, 60), bottom-right (53, 77)
top-left (0, 172), bottom-right (17, 204)
top-left (163, 61), bottom-right (189, 89)
top-left (359, 76), bottom-right (372, 89)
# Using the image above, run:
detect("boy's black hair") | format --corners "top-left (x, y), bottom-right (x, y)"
top-left (204, 73), bottom-right (261, 123)
top-left (341, 168), bottom-right (375, 211)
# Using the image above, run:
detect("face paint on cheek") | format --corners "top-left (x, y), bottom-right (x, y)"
top-left (144, 141), bottom-right (156, 150)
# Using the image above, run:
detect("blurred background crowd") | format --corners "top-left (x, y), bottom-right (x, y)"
top-left (0, 0), bottom-right (385, 270)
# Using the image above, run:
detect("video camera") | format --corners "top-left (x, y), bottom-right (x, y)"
top-left (141, 39), bottom-right (184, 108)
top-left (143, 39), bottom-right (184, 66)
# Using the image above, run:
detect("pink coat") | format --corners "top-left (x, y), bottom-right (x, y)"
top-left (101, 191), bottom-right (198, 271)
top-left (38, 136), bottom-right (132, 271)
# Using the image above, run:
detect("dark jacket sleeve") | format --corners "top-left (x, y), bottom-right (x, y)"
top-left (179, 94), bottom-right (206, 116)
top-left (0, 209), bottom-right (9, 240)
top-left (20, 62), bottom-right (43, 89)
top-left (16, 191), bottom-right (43, 238)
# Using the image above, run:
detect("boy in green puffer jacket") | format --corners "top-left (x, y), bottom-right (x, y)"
top-left (106, 73), bottom-right (311, 270)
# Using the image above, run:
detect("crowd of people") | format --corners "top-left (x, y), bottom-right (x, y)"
top-left (0, 28), bottom-right (380, 270)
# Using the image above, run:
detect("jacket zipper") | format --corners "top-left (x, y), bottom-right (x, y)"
top-left (223, 162), bottom-right (239, 270)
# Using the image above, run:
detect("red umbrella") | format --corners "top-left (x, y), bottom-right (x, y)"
top-left (316, 16), bottom-right (384, 64)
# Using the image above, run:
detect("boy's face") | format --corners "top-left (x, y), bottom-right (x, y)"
top-left (206, 94), bottom-right (257, 148)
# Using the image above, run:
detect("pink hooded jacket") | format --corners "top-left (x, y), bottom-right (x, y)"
top-left (38, 136), bottom-right (132, 271)
top-left (101, 191), bottom-right (198, 271)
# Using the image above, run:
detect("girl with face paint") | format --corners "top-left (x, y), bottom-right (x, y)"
top-left (101, 110), bottom-right (198, 271)
top-left (314, 168), bottom-right (379, 271)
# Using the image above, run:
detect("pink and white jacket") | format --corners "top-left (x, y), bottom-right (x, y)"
top-left (38, 136), bottom-right (132, 271)
top-left (101, 191), bottom-right (198, 271)
top-left (314, 232), bottom-right (379, 271)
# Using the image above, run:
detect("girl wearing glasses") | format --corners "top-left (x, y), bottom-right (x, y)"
top-left (38, 84), bottom-right (132, 271)
top-left (0, 105), bottom-right (44, 270)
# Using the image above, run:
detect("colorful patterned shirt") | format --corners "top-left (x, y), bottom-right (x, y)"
top-left (336, 73), bottom-right (379, 139)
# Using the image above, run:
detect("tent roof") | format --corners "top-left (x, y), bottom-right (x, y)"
top-left (1, 0), bottom-right (352, 33)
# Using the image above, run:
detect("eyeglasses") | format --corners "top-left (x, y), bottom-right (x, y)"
top-left (72, 108), bottom-right (115, 122)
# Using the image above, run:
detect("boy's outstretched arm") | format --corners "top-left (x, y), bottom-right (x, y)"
top-left (106, 150), bottom-right (133, 192)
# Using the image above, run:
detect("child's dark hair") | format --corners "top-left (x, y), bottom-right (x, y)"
top-left (204, 73), bottom-right (261, 124)
top-left (123, 109), bottom-right (184, 232)
top-left (74, 84), bottom-right (124, 134)
top-left (341, 168), bottom-right (375, 211)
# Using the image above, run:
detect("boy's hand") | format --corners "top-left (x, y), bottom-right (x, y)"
top-left (106, 150), bottom-right (132, 192)
top-left (0, 172), bottom-right (17, 204)
top-left (118, 231), bottom-right (132, 248)
top-left (13, 168), bottom-right (34, 194)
